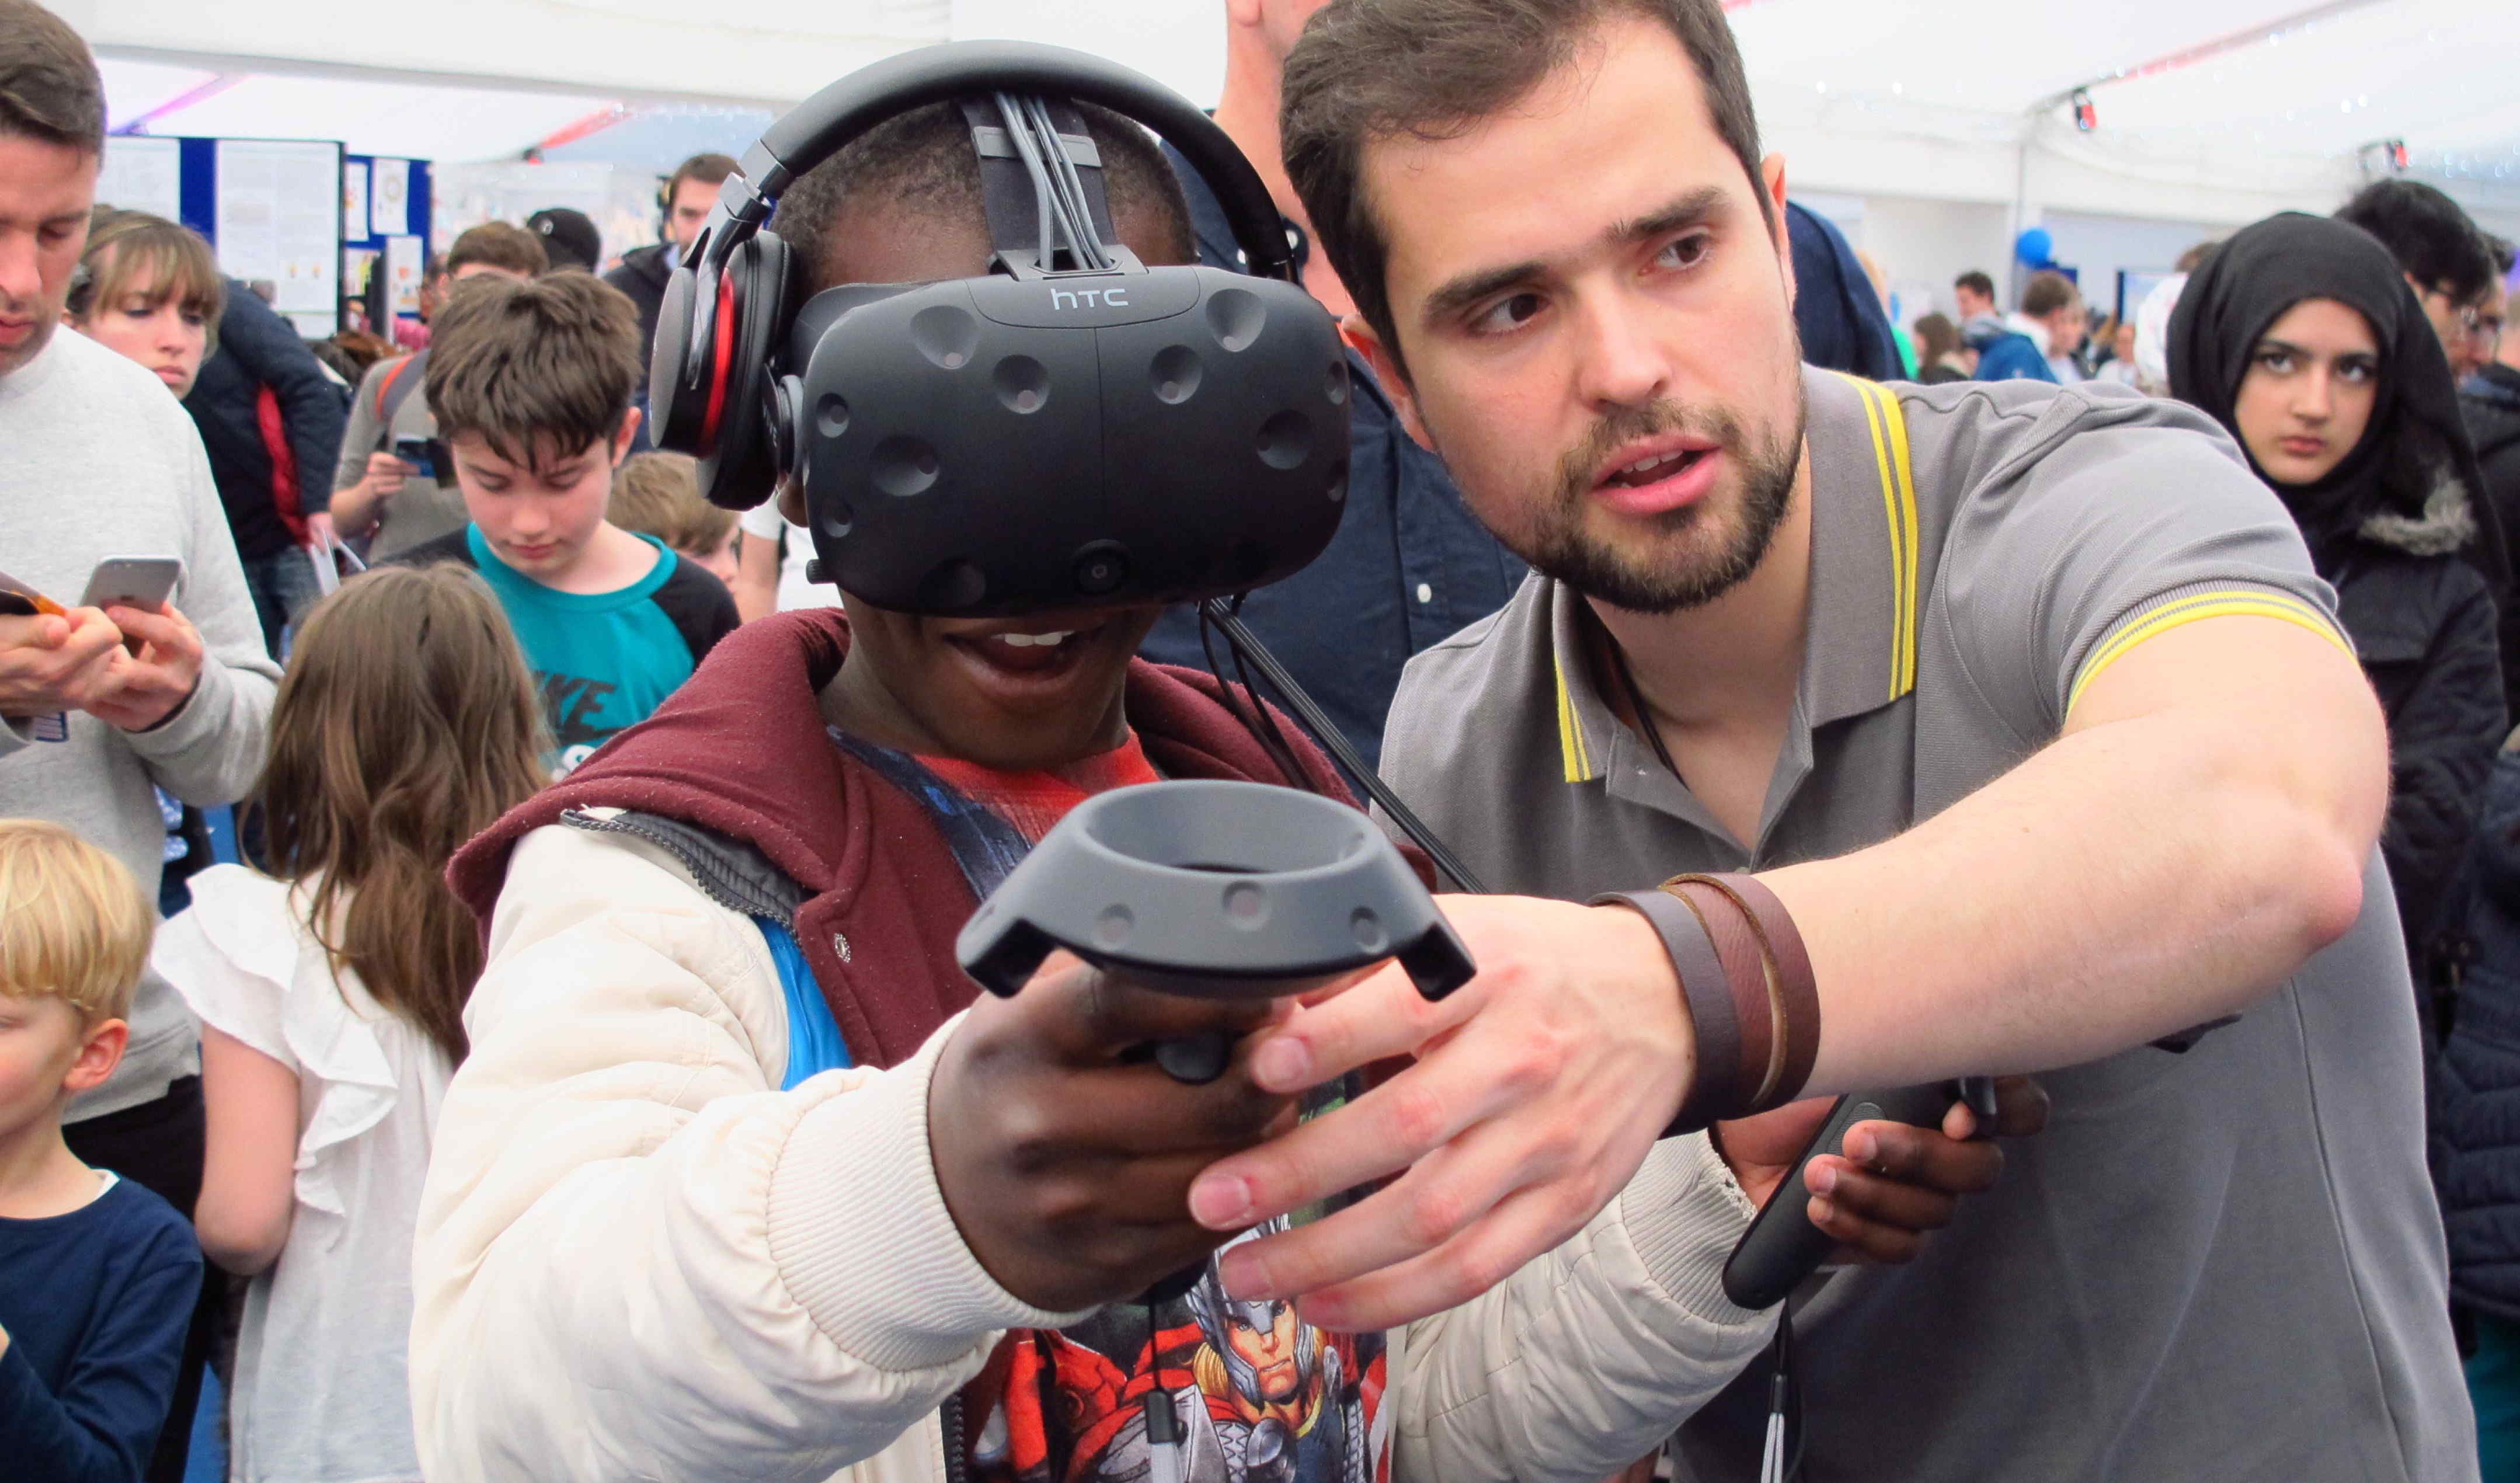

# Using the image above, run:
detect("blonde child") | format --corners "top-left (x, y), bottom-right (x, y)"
top-left (0, 819), bottom-right (203, 1482)
top-left (154, 566), bottom-right (545, 1483)
top-left (606, 448), bottom-right (742, 588)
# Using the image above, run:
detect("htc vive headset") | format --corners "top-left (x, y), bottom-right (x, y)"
top-left (650, 41), bottom-right (1351, 617)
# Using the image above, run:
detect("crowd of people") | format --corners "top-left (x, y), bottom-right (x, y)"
top-left (4, 0), bottom-right (2519, 1481)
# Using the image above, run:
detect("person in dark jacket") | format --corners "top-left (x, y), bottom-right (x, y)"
top-left (2171, 211), bottom-right (2507, 1009)
top-left (2461, 240), bottom-right (2519, 716)
top-left (2437, 744), bottom-right (2520, 1480)
top-left (1785, 200), bottom-right (1902, 382)
top-left (181, 277), bottom-right (349, 653)
top-left (1958, 307), bottom-right (2056, 382)
top-left (604, 152), bottom-right (735, 399)
top-left (2469, 330), bottom-right (2520, 570)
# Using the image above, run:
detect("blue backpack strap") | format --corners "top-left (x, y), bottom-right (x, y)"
top-left (758, 917), bottom-right (852, 1087)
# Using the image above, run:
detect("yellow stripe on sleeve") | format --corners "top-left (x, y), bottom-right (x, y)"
top-left (2066, 590), bottom-right (2351, 713)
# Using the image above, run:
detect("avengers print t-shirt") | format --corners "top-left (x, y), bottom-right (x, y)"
top-left (834, 730), bottom-right (1391, 1483)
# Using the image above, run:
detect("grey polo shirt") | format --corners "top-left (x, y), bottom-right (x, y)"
top-left (1382, 368), bottom-right (2473, 1482)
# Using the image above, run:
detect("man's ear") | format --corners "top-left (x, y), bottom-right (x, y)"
top-left (1343, 318), bottom-right (1435, 452)
top-left (1761, 154), bottom-right (1796, 308)
top-left (1224, 0), bottom-right (1265, 27)
top-left (610, 406), bottom-right (644, 467)
top-left (64, 1017), bottom-right (128, 1097)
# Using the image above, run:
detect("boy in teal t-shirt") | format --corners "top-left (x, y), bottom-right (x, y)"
top-left (390, 273), bottom-right (737, 772)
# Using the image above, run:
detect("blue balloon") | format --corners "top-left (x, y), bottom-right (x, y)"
top-left (2014, 227), bottom-right (2054, 267)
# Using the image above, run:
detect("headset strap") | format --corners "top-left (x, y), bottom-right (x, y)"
top-left (373, 351), bottom-right (424, 428)
top-left (957, 96), bottom-right (1119, 273)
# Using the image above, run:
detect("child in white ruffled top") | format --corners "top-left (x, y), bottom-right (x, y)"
top-left (154, 565), bottom-right (547, 1483)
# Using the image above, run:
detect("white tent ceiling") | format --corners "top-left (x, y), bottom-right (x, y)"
top-left (55, 0), bottom-right (2520, 232)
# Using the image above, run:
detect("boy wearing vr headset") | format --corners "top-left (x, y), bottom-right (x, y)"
top-left (411, 74), bottom-right (2021, 1483)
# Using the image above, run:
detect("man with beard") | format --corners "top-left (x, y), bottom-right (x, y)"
top-left (1174, 1), bottom-right (2470, 1478)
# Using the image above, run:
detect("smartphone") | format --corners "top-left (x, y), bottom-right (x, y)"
top-left (79, 556), bottom-right (184, 613)
top-left (393, 434), bottom-right (455, 486)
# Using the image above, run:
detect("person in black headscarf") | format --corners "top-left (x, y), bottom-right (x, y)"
top-left (2170, 211), bottom-right (2505, 1005)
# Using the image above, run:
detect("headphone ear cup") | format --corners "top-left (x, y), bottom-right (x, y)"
top-left (695, 231), bottom-right (794, 511)
top-left (646, 259), bottom-right (713, 458)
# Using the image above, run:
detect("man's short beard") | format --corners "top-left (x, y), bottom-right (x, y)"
top-left (1515, 389), bottom-right (1807, 615)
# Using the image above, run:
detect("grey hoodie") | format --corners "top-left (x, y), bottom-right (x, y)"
top-left (2, 329), bottom-right (280, 1119)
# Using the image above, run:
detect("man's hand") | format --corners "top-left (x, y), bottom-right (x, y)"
top-left (86, 602), bottom-right (203, 732)
top-left (0, 608), bottom-right (127, 718)
top-left (930, 953), bottom-right (1303, 1313)
top-left (304, 511), bottom-right (339, 552)
top-left (1184, 896), bottom-right (1691, 1330)
top-left (1713, 1076), bottom-right (2049, 1265)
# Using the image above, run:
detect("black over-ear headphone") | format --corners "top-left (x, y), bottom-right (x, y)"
top-left (649, 40), bottom-right (1349, 618)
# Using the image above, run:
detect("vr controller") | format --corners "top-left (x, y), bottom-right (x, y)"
top-left (1721, 1077), bottom-right (1997, 1310)
top-left (956, 779), bottom-right (1474, 1303)
top-left (957, 779), bottom-right (1475, 1050)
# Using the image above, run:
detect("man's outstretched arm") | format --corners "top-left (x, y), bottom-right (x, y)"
top-left (1780, 611), bottom-right (2381, 1089)
top-left (1187, 611), bottom-right (2383, 1329)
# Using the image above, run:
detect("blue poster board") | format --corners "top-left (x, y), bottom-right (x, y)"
top-left (342, 154), bottom-right (434, 341)
top-left (98, 134), bottom-right (432, 339)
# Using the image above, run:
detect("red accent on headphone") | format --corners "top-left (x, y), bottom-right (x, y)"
top-left (699, 269), bottom-right (738, 454)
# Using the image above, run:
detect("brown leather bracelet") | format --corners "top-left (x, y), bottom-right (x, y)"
top-left (1671, 872), bottom-right (1821, 1108)
top-left (1591, 889), bottom-right (1741, 1136)
top-left (1665, 879), bottom-right (1780, 1108)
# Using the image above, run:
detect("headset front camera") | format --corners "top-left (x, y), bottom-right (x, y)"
top-left (1073, 543), bottom-right (1129, 596)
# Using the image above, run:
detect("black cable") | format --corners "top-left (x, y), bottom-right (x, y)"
top-left (991, 91), bottom-right (1058, 273)
top-left (998, 92), bottom-right (1098, 275)
top-left (1198, 598), bottom-right (1489, 894)
top-left (1606, 635), bottom-right (1683, 782)
top-left (1018, 96), bottom-right (1094, 271)
top-left (1226, 598), bottom-right (1308, 786)
top-left (1140, 1300), bottom-right (1184, 1481)
top-left (1026, 96), bottom-right (1110, 271)
top-left (1198, 600), bottom-right (1310, 791)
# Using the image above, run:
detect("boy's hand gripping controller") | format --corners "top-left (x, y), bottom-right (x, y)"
top-left (955, 780), bottom-right (1475, 1307)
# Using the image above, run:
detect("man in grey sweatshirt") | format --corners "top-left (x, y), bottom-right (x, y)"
top-left (1, 8), bottom-right (278, 1474)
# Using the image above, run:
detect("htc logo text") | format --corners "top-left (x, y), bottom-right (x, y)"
top-left (1050, 286), bottom-right (1129, 311)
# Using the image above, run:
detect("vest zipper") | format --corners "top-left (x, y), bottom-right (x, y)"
top-left (941, 1393), bottom-right (969, 1483)
top-left (557, 806), bottom-right (795, 930)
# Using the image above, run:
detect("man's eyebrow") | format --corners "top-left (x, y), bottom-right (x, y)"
top-left (1418, 186), bottom-right (1732, 329)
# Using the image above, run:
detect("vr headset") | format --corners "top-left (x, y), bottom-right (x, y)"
top-left (650, 41), bottom-right (1351, 619)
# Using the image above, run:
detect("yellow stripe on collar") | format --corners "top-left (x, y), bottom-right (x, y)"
top-left (1553, 646), bottom-right (1597, 783)
top-left (1846, 377), bottom-right (1920, 701)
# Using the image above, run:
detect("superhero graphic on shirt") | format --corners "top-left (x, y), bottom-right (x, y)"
top-left (963, 1214), bottom-right (1387, 1483)
top-left (831, 732), bottom-right (1392, 1482)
